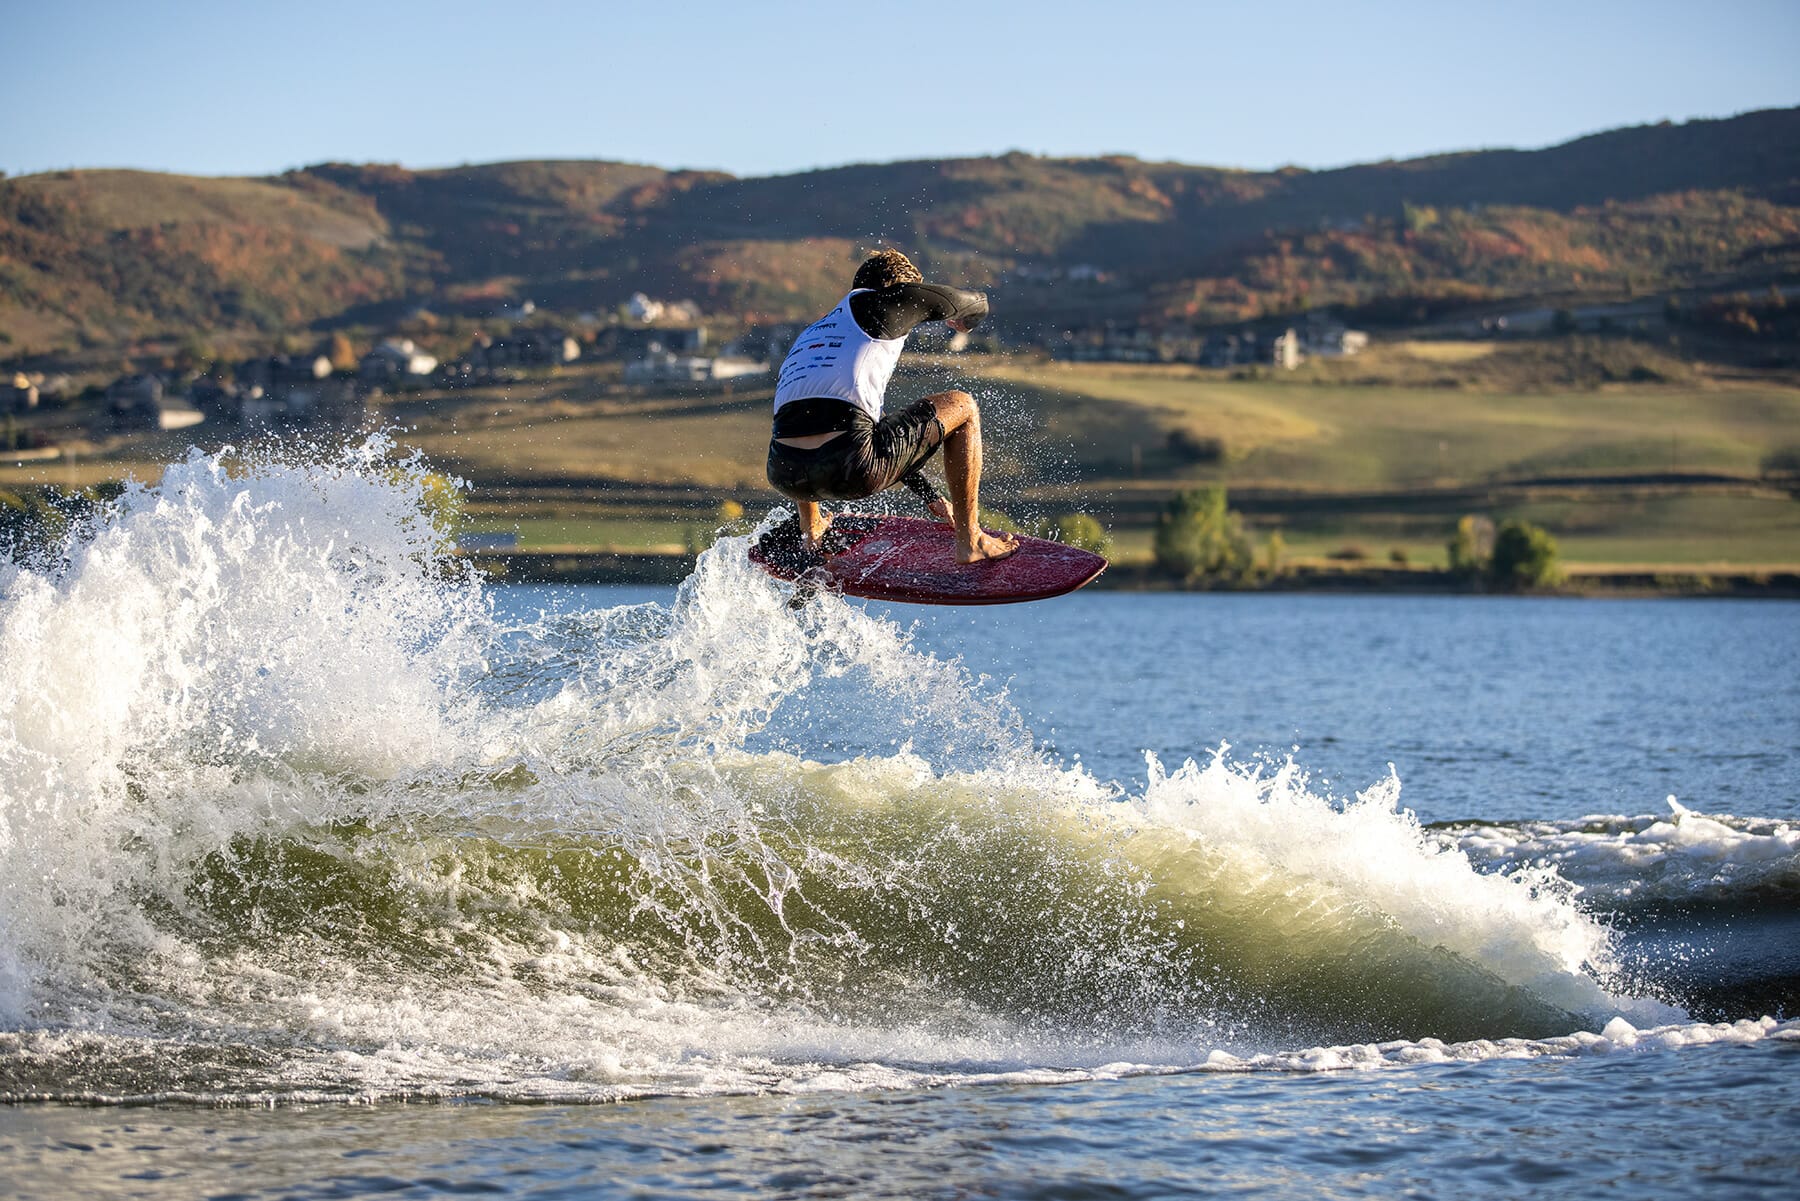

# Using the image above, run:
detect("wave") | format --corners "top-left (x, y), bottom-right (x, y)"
top-left (0, 442), bottom-right (1775, 1103)
top-left (1441, 803), bottom-right (1800, 911)
top-left (3, 1016), bottom-right (1793, 1105)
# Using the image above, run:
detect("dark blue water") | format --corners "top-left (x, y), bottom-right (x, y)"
top-left (7, 1039), bottom-right (1797, 1199)
top-left (504, 589), bottom-right (1800, 822)
top-left (902, 593), bottom-right (1800, 822)
top-left (5, 587), bottom-right (1797, 1199)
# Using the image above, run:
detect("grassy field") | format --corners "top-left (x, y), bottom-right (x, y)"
top-left (410, 401), bottom-right (773, 490)
top-left (7, 347), bottom-right (1799, 573)
top-left (966, 351), bottom-right (1800, 569)
top-left (978, 354), bottom-right (1800, 490)
top-left (1148, 492), bottom-right (1800, 570)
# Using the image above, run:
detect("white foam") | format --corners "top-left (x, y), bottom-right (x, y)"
top-left (0, 440), bottom-right (490, 1018)
top-left (0, 443), bottom-right (1730, 1103)
top-left (1130, 751), bottom-right (1675, 1023)
top-left (1190, 1015), bottom-right (1796, 1074)
top-left (1449, 798), bottom-right (1800, 905)
top-left (6, 1013), bottom-right (1791, 1104)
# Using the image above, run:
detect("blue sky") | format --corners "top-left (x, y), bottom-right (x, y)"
top-left (4, 0), bottom-right (1796, 179)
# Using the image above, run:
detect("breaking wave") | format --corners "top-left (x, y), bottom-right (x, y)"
top-left (1, 441), bottom-right (1789, 1104)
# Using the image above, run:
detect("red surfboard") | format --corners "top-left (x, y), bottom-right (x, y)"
top-left (749, 514), bottom-right (1107, 606)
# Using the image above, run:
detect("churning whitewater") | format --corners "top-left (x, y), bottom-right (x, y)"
top-left (0, 442), bottom-right (1791, 1103)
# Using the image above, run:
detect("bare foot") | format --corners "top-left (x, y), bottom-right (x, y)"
top-left (958, 528), bottom-right (1021, 564)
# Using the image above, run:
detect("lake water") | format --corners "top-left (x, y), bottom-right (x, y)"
top-left (2, 447), bottom-right (1796, 1198)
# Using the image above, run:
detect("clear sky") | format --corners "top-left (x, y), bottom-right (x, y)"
top-left (4, 0), bottom-right (1796, 180)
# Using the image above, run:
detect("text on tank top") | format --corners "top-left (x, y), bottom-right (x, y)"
top-left (772, 290), bottom-right (906, 421)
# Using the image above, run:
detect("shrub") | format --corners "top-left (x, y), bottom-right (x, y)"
top-left (415, 472), bottom-right (465, 555)
top-left (1760, 445), bottom-right (1800, 478)
top-left (1488, 519), bottom-right (1563, 589)
top-left (1165, 428), bottom-right (1225, 463)
top-left (1260, 530), bottom-right (1286, 577)
top-left (1447, 515), bottom-right (1495, 576)
top-left (1153, 486), bottom-right (1251, 581)
top-left (1052, 512), bottom-right (1111, 556)
top-left (977, 506), bottom-right (1023, 533)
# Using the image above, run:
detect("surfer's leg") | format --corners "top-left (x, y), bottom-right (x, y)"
top-left (926, 390), bottom-right (1019, 564)
top-left (796, 499), bottom-right (830, 548)
top-left (768, 439), bottom-right (837, 549)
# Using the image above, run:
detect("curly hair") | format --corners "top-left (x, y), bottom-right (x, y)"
top-left (852, 248), bottom-right (924, 291)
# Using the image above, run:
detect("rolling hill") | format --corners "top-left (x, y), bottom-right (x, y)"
top-left (3, 107), bottom-right (1797, 354)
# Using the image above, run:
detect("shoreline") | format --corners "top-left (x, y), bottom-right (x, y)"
top-left (464, 551), bottom-right (1800, 598)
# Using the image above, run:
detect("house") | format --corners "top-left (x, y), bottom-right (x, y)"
top-left (624, 350), bottom-right (769, 385)
top-left (1266, 329), bottom-right (1302, 370)
top-left (471, 328), bottom-right (581, 368)
top-left (238, 354), bottom-right (332, 392)
top-left (359, 338), bottom-right (439, 385)
top-left (108, 374), bottom-right (205, 431)
top-left (186, 377), bottom-right (241, 423)
top-left (241, 377), bottom-right (363, 428)
top-left (1200, 332), bottom-right (1254, 368)
top-left (594, 325), bottom-right (705, 360)
top-left (516, 327), bottom-right (581, 365)
top-left (1300, 313), bottom-right (1370, 357)
top-left (236, 355), bottom-right (364, 429)
top-left (705, 356), bottom-right (770, 382)
top-left (624, 349), bottom-right (713, 384)
top-left (626, 292), bottom-right (664, 322)
top-left (6, 373), bottom-right (38, 414)
top-left (626, 293), bottom-right (703, 323)
top-left (1055, 323), bottom-right (1174, 363)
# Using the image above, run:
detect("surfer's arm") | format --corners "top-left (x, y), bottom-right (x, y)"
top-left (899, 468), bottom-right (945, 509)
top-left (850, 283), bottom-right (989, 340)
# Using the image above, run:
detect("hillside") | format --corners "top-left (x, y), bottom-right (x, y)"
top-left (3, 108), bottom-right (1798, 353)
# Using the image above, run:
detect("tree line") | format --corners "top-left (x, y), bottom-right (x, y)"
top-left (1152, 486), bottom-right (1562, 589)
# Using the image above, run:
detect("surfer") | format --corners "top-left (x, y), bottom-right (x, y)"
top-left (766, 249), bottom-right (1019, 563)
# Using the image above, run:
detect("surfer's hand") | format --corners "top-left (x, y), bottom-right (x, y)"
top-left (927, 498), bottom-right (953, 523)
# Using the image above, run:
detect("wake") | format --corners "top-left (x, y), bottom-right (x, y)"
top-left (2, 441), bottom-right (1787, 1104)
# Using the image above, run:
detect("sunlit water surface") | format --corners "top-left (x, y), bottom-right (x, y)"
top-left (1, 449), bottom-right (1795, 1197)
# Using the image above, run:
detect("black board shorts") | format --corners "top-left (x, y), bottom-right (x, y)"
top-left (766, 397), bottom-right (946, 503)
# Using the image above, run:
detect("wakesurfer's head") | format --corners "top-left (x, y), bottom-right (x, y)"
top-left (853, 248), bottom-right (923, 291)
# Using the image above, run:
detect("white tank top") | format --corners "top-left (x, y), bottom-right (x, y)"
top-left (772, 290), bottom-right (906, 421)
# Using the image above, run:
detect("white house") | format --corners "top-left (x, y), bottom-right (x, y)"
top-left (706, 357), bottom-right (770, 381)
top-left (627, 292), bottom-right (665, 322)
top-left (360, 338), bottom-right (439, 382)
top-left (7, 373), bottom-right (38, 413)
top-left (624, 351), bottom-right (769, 385)
top-left (1268, 329), bottom-right (1302, 370)
top-left (624, 349), bottom-right (710, 383)
top-left (108, 374), bottom-right (206, 431)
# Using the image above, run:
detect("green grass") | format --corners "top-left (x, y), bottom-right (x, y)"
top-left (356, 359), bottom-right (1800, 571)
top-left (1101, 492), bottom-right (1800, 570)
top-left (1504, 493), bottom-right (1800, 566)
top-left (12, 354), bottom-right (1799, 573)
top-left (982, 359), bottom-right (1800, 491)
